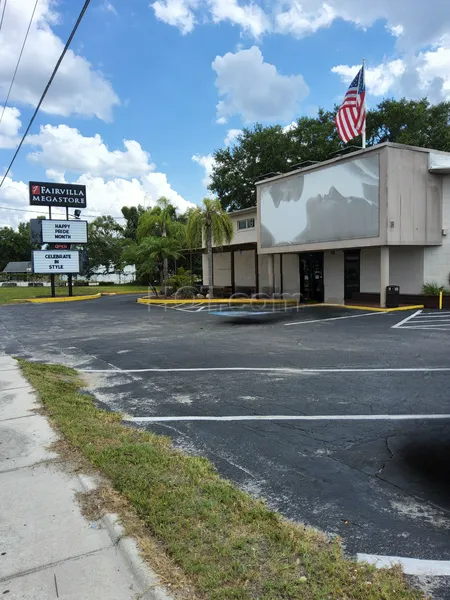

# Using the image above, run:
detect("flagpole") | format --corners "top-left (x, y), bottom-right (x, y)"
top-left (362, 58), bottom-right (367, 149)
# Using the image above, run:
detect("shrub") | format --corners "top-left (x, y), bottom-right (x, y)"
top-left (422, 281), bottom-right (444, 296)
top-left (166, 268), bottom-right (194, 291)
top-left (173, 286), bottom-right (197, 299)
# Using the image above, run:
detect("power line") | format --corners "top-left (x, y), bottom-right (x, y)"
top-left (0, 203), bottom-right (126, 219)
top-left (0, 0), bottom-right (40, 127)
top-left (0, 0), bottom-right (8, 35)
top-left (0, 0), bottom-right (92, 191)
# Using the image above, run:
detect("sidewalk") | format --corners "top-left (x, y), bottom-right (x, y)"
top-left (0, 355), bottom-right (166, 600)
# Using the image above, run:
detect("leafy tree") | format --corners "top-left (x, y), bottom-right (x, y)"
top-left (121, 205), bottom-right (146, 240)
top-left (137, 197), bottom-right (186, 291)
top-left (210, 99), bottom-right (450, 211)
top-left (367, 98), bottom-right (450, 149)
top-left (187, 198), bottom-right (233, 298)
top-left (0, 222), bottom-right (35, 271)
top-left (87, 216), bottom-right (124, 277)
top-left (137, 236), bottom-right (182, 289)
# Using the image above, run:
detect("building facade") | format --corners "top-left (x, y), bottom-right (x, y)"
top-left (202, 143), bottom-right (450, 306)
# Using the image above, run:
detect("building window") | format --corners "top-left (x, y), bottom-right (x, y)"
top-left (237, 218), bottom-right (255, 230)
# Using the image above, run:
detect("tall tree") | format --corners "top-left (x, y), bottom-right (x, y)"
top-left (137, 197), bottom-right (184, 292)
top-left (137, 236), bottom-right (181, 288)
top-left (187, 198), bottom-right (233, 298)
top-left (87, 216), bottom-right (124, 277)
top-left (0, 222), bottom-right (34, 271)
top-left (210, 100), bottom-right (450, 212)
top-left (121, 205), bottom-right (146, 240)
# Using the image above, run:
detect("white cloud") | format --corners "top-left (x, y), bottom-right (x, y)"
top-left (192, 153), bottom-right (216, 188)
top-left (282, 120), bottom-right (297, 133)
top-left (0, 170), bottom-right (194, 230)
top-left (275, 2), bottom-right (335, 37)
top-left (104, 1), bottom-right (118, 15)
top-left (332, 59), bottom-right (407, 96)
top-left (149, 0), bottom-right (450, 55)
top-left (333, 41), bottom-right (450, 102)
top-left (224, 128), bottom-right (242, 145)
top-left (26, 125), bottom-right (154, 179)
top-left (0, 107), bottom-right (22, 148)
top-left (209, 0), bottom-right (270, 37)
top-left (152, 0), bottom-right (198, 34)
top-left (212, 46), bottom-right (309, 123)
top-left (0, 0), bottom-right (119, 120)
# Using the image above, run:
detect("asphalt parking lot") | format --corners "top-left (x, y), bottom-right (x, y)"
top-left (1, 295), bottom-right (450, 597)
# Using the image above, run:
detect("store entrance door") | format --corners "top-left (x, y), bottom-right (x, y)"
top-left (300, 252), bottom-right (324, 303)
top-left (344, 250), bottom-right (361, 300)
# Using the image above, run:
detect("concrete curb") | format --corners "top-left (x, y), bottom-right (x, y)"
top-left (137, 297), bottom-right (301, 306)
top-left (77, 474), bottom-right (173, 600)
top-left (26, 293), bottom-right (102, 304)
top-left (136, 297), bottom-right (425, 312)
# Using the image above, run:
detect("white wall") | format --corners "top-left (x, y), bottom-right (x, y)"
top-left (258, 254), bottom-right (270, 294)
top-left (282, 254), bottom-right (299, 295)
top-left (360, 248), bottom-right (380, 293)
top-left (209, 209), bottom-right (257, 247)
top-left (324, 251), bottom-right (344, 303)
top-left (213, 251), bottom-right (232, 287)
top-left (389, 248), bottom-right (424, 294)
top-left (424, 175), bottom-right (450, 287)
top-left (235, 250), bottom-right (256, 288)
top-left (202, 252), bottom-right (232, 287)
top-left (361, 247), bottom-right (425, 294)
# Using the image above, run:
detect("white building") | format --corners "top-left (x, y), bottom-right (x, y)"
top-left (202, 142), bottom-right (450, 307)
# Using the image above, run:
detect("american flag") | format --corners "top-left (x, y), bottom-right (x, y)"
top-left (335, 65), bottom-right (366, 144)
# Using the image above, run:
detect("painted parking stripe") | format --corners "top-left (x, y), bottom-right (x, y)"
top-left (125, 414), bottom-right (450, 423)
top-left (82, 366), bottom-right (450, 374)
top-left (358, 554), bottom-right (450, 576)
top-left (285, 311), bottom-right (386, 326)
top-left (391, 310), bottom-right (422, 328)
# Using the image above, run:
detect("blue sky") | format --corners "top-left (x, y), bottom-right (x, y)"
top-left (1, 0), bottom-right (449, 227)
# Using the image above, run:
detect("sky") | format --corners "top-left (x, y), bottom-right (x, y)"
top-left (1, 0), bottom-right (450, 229)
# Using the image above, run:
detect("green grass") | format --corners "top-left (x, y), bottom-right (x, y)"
top-left (0, 284), bottom-right (151, 304)
top-left (19, 360), bottom-right (425, 600)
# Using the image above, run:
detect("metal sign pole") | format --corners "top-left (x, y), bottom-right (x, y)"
top-left (68, 275), bottom-right (73, 297)
top-left (48, 206), bottom-right (55, 297)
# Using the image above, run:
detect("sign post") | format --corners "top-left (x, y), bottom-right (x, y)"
top-left (29, 181), bottom-right (88, 299)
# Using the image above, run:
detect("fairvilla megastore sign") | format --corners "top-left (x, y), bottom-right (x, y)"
top-left (29, 181), bottom-right (87, 207)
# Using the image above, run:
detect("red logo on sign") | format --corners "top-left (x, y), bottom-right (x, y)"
top-left (32, 185), bottom-right (40, 194)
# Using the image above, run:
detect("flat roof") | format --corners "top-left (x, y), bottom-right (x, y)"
top-left (255, 142), bottom-right (450, 186)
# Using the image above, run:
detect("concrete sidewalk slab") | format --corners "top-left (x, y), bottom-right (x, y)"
top-left (0, 414), bottom-right (58, 472)
top-left (0, 368), bottom-right (31, 392)
top-left (0, 387), bottom-right (38, 421)
top-left (0, 464), bottom-right (113, 577)
top-left (0, 547), bottom-right (141, 600)
top-left (0, 356), bottom-right (19, 371)
top-left (0, 355), bottom-right (171, 600)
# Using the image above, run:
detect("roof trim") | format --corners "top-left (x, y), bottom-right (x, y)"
top-left (255, 142), bottom-right (450, 186)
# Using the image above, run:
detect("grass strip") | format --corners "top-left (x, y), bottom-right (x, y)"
top-left (0, 285), bottom-right (151, 304)
top-left (20, 360), bottom-right (424, 600)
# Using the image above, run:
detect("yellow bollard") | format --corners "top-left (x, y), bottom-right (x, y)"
top-left (439, 290), bottom-right (443, 310)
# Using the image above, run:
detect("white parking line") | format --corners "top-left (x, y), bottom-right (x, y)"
top-left (285, 311), bottom-right (386, 326)
top-left (391, 310), bottom-right (422, 328)
top-left (82, 366), bottom-right (450, 374)
top-left (125, 414), bottom-right (450, 423)
top-left (358, 554), bottom-right (450, 576)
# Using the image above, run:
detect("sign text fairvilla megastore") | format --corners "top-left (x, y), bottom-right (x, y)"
top-left (29, 181), bottom-right (87, 208)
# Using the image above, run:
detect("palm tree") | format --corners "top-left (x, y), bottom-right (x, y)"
top-left (137, 236), bottom-right (182, 290)
top-left (137, 197), bottom-right (181, 294)
top-left (187, 198), bottom-right (233, 298)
